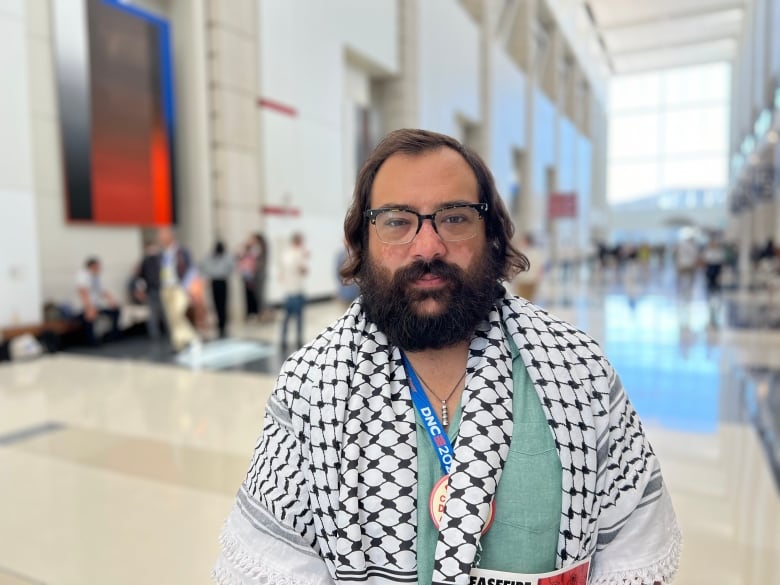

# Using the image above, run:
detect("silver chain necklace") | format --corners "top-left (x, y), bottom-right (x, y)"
top-left (414, 368), bottom-right (467, 428)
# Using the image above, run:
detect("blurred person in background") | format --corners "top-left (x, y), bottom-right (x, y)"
top-left (237, 240), bottom-right (258, 321)
top-left (596, 240), bottom-right (609, 270)
top-left (702, 235), bottom-right (727, 328)
top-left (755, 237), bottom-right (780, 290)
top-left (201, 240), bottom-right (234, 338)
top-left (675, 234), bottom-right (699, 297)
top-left (702, 235), bottom-right (726, 298)
top-left (252, 233), bottom-right (272, 322)
top-left (157, 226), bottom-right (204, 352)
top-left (75, 256), bottom-right (120, 345)
top-left (759, 237), bottom-right (778, 269)
top-left (214, 129), bottom-right (680, 585)
top-left (723, 239), bottom-right (738, 286)
top-left (133, 241), bottom-right (165, 342)
top-left (279, 232), bottom-right (308, 350)
top-left (637, 242), bottom-right (652, 283)
top-left (619, 243), bottom-right (642, 309)
top-left (759, 238), bottom-right (776, 262)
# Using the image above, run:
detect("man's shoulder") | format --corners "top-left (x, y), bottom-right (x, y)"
top-left (271, 307), bottom-right (365, 418)
top-left (504, 296), bottom-right (614, 412)
top-left (504, 294), bottom-right (578, 329)
top-left (503, 295), bottom-right (606, 359)
top-left (278, 305), bottom-right (359, 375)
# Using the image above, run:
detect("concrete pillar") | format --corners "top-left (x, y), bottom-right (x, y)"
top-left (774, 143), bottom-right (780, 243)
top-left (589, 100), bottom-right (609, 241)
top-left (0, 0), bottom-right (42, 326)
top-left (169, 0), bottom-right (214, 259)
top-left (372, 0), bottom-right (419, 132)
top-left (767, 143), bottom-right (780, 246)
top-left (476, 0), bottom-right (501, 161)
top-left (516, 0), bottom-right (539, 238)
top-left (206, 0), bottom-right (261, 251)
top-left (754, 201), bottom-right (774, 244)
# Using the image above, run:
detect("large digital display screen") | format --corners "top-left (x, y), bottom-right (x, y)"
top-left (53, 0), bottom-right (176, 225)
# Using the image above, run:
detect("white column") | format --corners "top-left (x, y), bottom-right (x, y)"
top-left (518, 0), bottom-right (538, 237)
top-left (207, 0), bottom-right (261, 251)
top-left (775, 143), bottom-right (780, 243)
top-left (477, 1), bottom-right (496, 161)
top-left (0, 1), bottom-right (42, 327)
top-left (169, 0), bottom-right (214, 260)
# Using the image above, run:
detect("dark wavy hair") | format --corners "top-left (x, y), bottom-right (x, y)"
top-left (340, 128), bottom-right (528, 283)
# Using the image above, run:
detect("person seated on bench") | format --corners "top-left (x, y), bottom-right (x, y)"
top-left (156, 227), bottom-right (206, 352)
top-left (75, 256), bottom-right (120, 345)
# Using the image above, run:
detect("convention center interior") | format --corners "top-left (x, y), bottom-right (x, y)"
top-left (1, 0), bottom-right (779, 583)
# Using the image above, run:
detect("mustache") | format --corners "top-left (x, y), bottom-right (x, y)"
top-left (393, 259), bottom-right (463, 285)
top-left (359, 251), bottom-right (504, 350)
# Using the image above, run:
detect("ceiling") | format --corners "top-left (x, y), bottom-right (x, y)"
top-left (586, 0), bottom-right (748, 75)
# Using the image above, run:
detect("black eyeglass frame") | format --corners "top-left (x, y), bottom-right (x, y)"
top-left (364, 202), bottom-right (488, 244)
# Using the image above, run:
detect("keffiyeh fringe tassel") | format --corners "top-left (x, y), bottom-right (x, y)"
top-left (589, 525), bottom-right (682, 585)
top-left (214, 529), bottom-right (322, 585)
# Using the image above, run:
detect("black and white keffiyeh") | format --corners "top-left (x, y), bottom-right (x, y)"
top-left (214, 292), bottom-right (681, 585)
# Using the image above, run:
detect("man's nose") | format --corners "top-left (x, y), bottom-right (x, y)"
top-left (411, 218), bottom-right (446, 259)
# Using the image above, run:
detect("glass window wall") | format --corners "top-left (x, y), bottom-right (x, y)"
top-left (608, 63), bottom-right (731, 204)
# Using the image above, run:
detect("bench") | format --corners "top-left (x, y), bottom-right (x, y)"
top-left (1, 319), bottom-right (83, 342)
top-left (0, 319), bottom-right (83, 360)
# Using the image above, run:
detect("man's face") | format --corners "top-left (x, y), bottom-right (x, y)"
top-left (158, 228), bottom-right (174, 248)
top-left (368, 148), bottom-right (486, 313)
top-left (360, 148), bottom-right (501, 350)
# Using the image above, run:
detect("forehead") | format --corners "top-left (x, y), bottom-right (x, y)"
top-left (370, 147), bottom-right (479, 208)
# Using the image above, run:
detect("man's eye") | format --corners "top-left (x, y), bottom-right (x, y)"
top-left (440, 213), bottom-right (468, 224)
top-left (382, 216), bottom-right (412, 228)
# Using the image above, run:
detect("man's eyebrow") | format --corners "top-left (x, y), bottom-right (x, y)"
top-left (435, 199), bottom-right (479, 207)
top-left (372, 199), bottom-right (477, 211)
top-left (373, 203), bottom-right (414, 210)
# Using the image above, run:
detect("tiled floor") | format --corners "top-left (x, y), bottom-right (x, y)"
top-left (1, 270), bottom-right (778, 584)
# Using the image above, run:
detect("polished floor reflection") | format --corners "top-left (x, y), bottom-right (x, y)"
top-left (1, 270), bottom-right (778, 585)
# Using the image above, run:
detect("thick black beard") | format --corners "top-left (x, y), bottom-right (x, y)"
top-left (359, 251), bottom-right (503, 351)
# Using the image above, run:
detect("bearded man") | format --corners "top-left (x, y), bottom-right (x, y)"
top-left (214, 129), bottom-right (681, 585)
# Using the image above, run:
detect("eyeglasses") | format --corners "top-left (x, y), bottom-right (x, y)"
top-left (365, 202), bottom-right (488, 245)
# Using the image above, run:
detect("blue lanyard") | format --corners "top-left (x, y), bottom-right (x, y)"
top-left (401, 353), bottom-right (455, 476)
